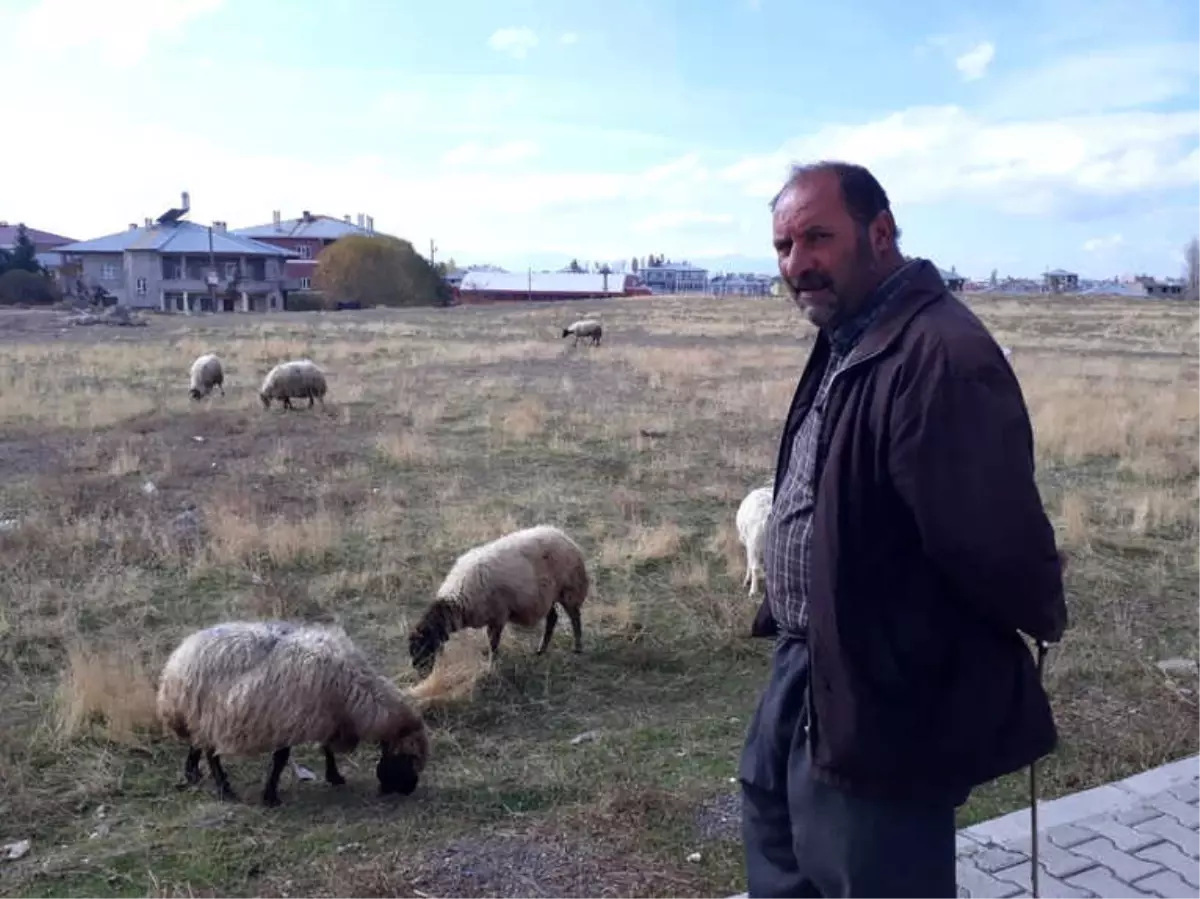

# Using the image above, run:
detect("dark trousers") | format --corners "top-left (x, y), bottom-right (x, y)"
top-left (738, 636), bottom-right (962, 898)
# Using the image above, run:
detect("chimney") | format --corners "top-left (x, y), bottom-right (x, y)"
top-left (129, 223), bottom-right (138, 231)
top-left (366, 215), bottom-right (374, 233)
top-left (180, 191), bottom-right (190, 212)
top-left (272, 210), bottom-right (281, 226)
top-left (301, 210), bottom-right (311, 222)
top-left (357, 213), bottom-right (365, 228)
top-left (343, 214), bottom-right (351, 223)
top-left (144, 217), bottom-right (152, 227)
top-left (214, 221), bottom-right (226, 232)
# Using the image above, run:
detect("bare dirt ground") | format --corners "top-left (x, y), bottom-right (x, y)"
top-left (0, 292), bottom-right (1196, 897)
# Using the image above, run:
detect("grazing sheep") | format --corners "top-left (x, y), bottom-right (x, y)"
top-left (157, 620), bottom-right (429, 807)
top-left (562, 319), bottom-right (602, 347)
top-left (188, 353), bottom-right (225, 400)
top-left (408, 525), bottom-right (589, 676)
top-left (259, 359), bottom-right (327, 410)
top-left (736, 486), bottom-right (774, 597)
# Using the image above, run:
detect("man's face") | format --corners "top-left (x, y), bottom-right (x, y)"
top-left (772, 172), bottom-right (884, 329)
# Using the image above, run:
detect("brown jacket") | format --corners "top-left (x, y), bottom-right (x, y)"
top-left (753, 259), bottom-right (1067, 800)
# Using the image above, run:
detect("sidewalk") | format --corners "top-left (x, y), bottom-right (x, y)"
top-left (729, 755), bottom-right (1199, 898)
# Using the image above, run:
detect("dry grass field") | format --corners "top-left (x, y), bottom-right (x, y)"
top-left (0, 291), bottom-right (1196, 897)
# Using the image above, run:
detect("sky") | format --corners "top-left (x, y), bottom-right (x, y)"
top-left (0, 0), bottom-right (1197, 279)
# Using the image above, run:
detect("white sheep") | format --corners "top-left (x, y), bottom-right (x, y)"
top-left (736, 486), bottom-right (774, 597)
top-left (156, 619), bottom-right (429, 807)
top-left (562, 319), bottom-right (602, 347)
top-left (259, 359), bottom-right (327, 410)
top-left (188, 353), bottom-right (225, 400)
top-left (408, 524), bottom-right (589, 676)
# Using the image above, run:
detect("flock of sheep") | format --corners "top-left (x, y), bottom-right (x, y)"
top-left (165, 329), bottom-right (620, 808)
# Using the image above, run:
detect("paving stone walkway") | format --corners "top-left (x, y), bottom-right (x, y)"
top-left (727, 756), bottom-right (1198, 898)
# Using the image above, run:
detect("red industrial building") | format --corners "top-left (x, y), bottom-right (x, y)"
top-left (455, 270), bottom-right (648, 304)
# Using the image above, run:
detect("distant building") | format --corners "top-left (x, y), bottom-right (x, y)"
top-left (937, 267), bottom-right (966, 292)
top-left (0, 221), bottom-right (77, 275)
top-left (710, 273), bottom-right (773, 296)
top-left (1135, 276), bottom-right (1187, 298)
top-left (231, 211), bottom-right (377, 292)
top-left (54, 192), bottom-right (294, 312)
top-left (1043, 269), bottom-right (1079, 294)
top-left (638, 258), bottom-right (709, 293)
top-left (457, 270), bottom-right (635, 304)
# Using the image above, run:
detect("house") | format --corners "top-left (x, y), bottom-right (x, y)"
top-left (1135, 276), bottom-right (1187, 298)
top-left (231, 210), bottom-right (377, 292)
top-left (710, 273), bottom-right (773, 296)
top-left (638, 258), bottom-right (709, 293)
top-left (1043, 269), bottom-right (1079, 294)
top-left (938, 267), bottom-right (966, 292)
top-left (53, 192), bottom-right (295, 312)
top-left (456, 271), bottom-right (635, 304)
top-left (0, 221), bottom-right (77, 275)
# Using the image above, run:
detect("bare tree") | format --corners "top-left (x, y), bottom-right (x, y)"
top-left (1185, 237), bottom-right (1199, 301)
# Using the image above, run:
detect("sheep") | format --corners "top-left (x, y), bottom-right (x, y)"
top-left (259, 359), bottom-right (327, 410)
top-left (736, 486), bottom-right (774, 597)
top-left (408, 525), bottom-right (589, 677)
top-left (156, 619), bottom-right (429, 807)
top-left (188, 353), bottom-right (225, 400)
top-left (562, 319), bottom-right (602, 347)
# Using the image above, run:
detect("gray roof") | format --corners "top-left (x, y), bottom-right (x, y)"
top-left (642, 261), bottom-right (708, 273)
top-left (55, 221), bottom-right (296, 257)
top-left (938, 267), bottom-right (965, 281)
top-left (460, 271), bottom-right (630, 295)
top-left (232, 214), bottom-right (372, 241)
top-left (1045, 268), bottom-right (1077, 277)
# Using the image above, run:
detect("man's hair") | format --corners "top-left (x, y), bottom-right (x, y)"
top-left (769, 161), bottom-right (899, 241)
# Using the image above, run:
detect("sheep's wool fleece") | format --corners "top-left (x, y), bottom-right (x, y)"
top-left (261, 359), bottom-right (326, 398)
top-left (157, 620), bottom-right (422, 759)
top-left (568, 320), bottom-right (600, 335)
top-left (736, 487), bottom-right (773, 545)
top-left (190, 354), bottom-right (222, 389)
top-left (437, 525), bottom-right (589, 628)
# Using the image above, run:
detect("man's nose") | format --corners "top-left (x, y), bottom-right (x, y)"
top-left (780, 245), bottom-right (812, 281)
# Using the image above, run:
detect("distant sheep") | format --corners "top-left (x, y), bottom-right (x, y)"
top-left (562, 319), bottom-right (602, 347)
top-left (189, 353), bottom-right (225, 400)
top-left (157, 620), bottom-right (429, 807)
top-left (736, 486), bottom-right (774, 598)
top-left (260, 359), bottom-right (327, 410)
top-left (408, 525), bottom-right (589, 676)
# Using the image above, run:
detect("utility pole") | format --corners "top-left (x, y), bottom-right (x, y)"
top-left (207, 225), bottom-right (217, 313)
top-left (528, 266), bottom-right (532, 303)
top-left (430, 239), bottom-right (437, 267)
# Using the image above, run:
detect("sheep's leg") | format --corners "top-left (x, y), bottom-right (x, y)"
top-left (205, 748), bottom-right (238, 802)
top-left (487, 622), bottom-right (504, 657)
top-left (537, 607), bottom-right (559, 654)
top-left (322, 745), bottom-right (346, 786)
top-left (217, 382), bottom-right (225, 396)
top-left (262, 747), bottom-right (290, 807)
top-left (281, 397), bottom-right (293, 410)
top-left (176, 746), bottom-right (203, 788)
top-left (565, 605), bottom-right (583, 653)
top-left (307, 393), bottom-right (315, 408)
top-left (749, 567), bottom-right (760, 597)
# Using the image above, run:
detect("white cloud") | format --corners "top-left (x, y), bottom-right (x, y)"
top-left (440, 140), bottom-right (541, 167)
top-left (1083, 234), bottom-right (1126, 253)
top-left (632, 210), bottom-right (736, 234)
top-left (719, 105), bottom-right (1199, 216)
top-left (560, 32), bottom-right (578, 45)
top-left (955, 42), bottom-right (995, 81)
top-left (14, 0), bottom-right (223, 67)
top-left (488, 27), bottom-right (538, 60)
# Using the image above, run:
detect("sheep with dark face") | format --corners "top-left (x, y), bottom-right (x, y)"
top-left (189, 353), bottom-right (225, 400)
top-left (562, 319), bottom-right (602, 347)
top-left (259, 359), bottom-right (327, 410)
top-left (157, 620), bottom-right (429, 806)
top-left (408, 525), bottom-right (589, 677)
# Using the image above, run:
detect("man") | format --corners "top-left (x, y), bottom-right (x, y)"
top-left (739, 161), bottom-right (1068, 898)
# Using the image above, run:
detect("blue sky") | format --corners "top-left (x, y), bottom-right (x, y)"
top-left (1, 0), bottom-right (1197, 278)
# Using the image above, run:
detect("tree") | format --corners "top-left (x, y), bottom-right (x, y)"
top-left (314, 234), bottom-right (451, 308)
top-left (631, 257), bottom-right (639, 273)
top-left (0, 269), bottom-right (61, 305)
top-left (989, 268), bottom-right (998, 287)
top-left (1184, 237), bottom-right (1199, 301)
top-left (6, 224), bottom-right (43, 275)
top-left (568, 258), bottom-right (584, 273)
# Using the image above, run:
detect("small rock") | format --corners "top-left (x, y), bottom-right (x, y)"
top-left (1157, 658), bottom-right (1199, 677)
top-left (0, 519), bottom-right (18, 532)
top-left (291, 762), bottom-right (316, 782)
top-left (89, 823), bottom-right (110, 840)
top-left (569, 729), bottom-right (600, 745)
top-left (3, 839), bottom-right (30, 860)
top-left (94, 805), bottom-right (108, 819)
top-left (141, 480), bottom-right (157, 495)
top-left (336, 842), bottom-right (362, 854)
top-left (193, 435), bottom-right (205, 443)
top-left (687, 851), bottom-right (702, 863)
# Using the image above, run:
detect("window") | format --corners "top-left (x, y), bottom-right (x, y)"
top-left (297, 245), bottom-right (312, 259)
top-left (224, 262), bottom-right (239, 280)
top-left (136, 277), bottom-right (147, 295)
top-left (299, 277), bottom-right (311, 289)
top-left (102, 264), bottom-right (117, 280)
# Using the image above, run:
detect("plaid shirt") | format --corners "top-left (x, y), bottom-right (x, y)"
top-left (764, 261), bottom-right (920, 637)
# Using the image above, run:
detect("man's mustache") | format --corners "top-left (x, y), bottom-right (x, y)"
top-left (789, 273), bottom-right (832, 293)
